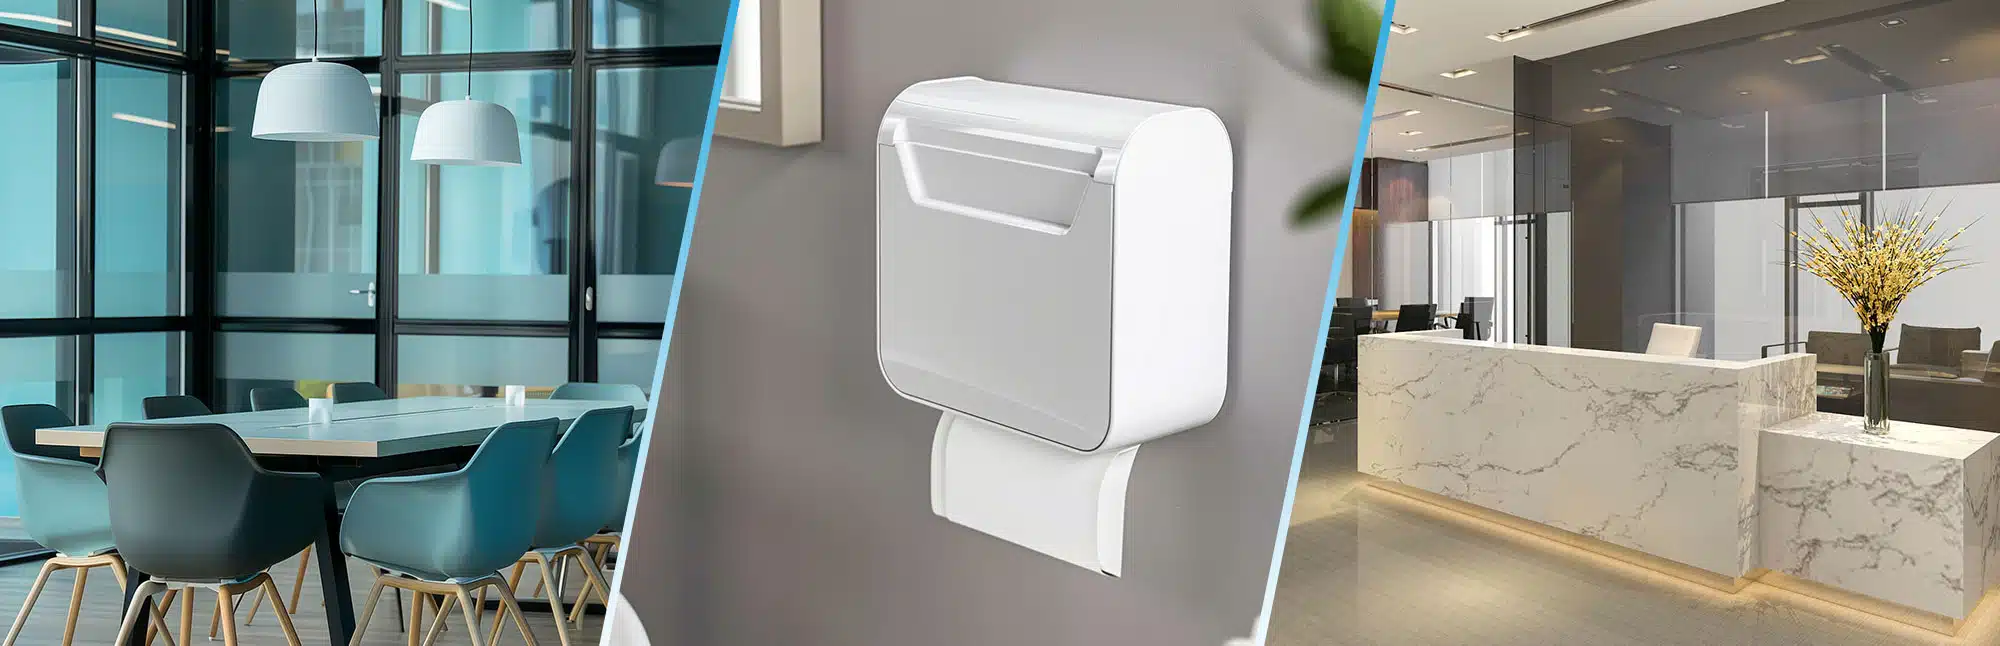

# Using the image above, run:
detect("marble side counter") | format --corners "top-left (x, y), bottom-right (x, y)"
top-left (1358, 331), bottom-right (1815, 577)
top-left (1760, 413), bottom-right (2000, 619)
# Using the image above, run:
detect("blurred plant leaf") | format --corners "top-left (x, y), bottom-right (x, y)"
top-left (1291, 0), bottom-right (1382, 227)
top-left (1293, 175), bottom-right (1352, 227)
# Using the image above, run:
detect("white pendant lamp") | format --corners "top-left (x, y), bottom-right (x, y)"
top-left (411, 1), bottom-right (521, 166)
top-left (653, 138), bottom-right (700, 187)
top-left (252, 0), bottom-right (377, 141)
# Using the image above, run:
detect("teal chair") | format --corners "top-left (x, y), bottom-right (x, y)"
top-left (573, 415), bottom-right (649, 623)
top-left (1, 404), bottom-right (169, 646)
top-left (329, 382), bottom-right (390, 404)
top-left (339, 418), bottom-right (559, 646)
top-left (496, 407), bottom-right (628, 645)
top-left (249, 388), bottom-right (308, 411)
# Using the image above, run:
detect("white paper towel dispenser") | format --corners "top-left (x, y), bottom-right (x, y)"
top-left (876, 77), bottom-right (1231, 575)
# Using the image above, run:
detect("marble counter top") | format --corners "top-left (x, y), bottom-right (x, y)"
top-left (1759, 412), bottom-right (2000, 619)
top-left (1359, 331), bottom-right (2000, 623)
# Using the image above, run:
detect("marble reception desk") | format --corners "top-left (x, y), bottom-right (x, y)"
top-left (1359, 331), bottom-right (2000, 625)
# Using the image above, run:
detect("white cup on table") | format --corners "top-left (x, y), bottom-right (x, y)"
top-left (308, 398), bottom-right (333, 425)
top-left (505, 385), bottom-right (527, 407)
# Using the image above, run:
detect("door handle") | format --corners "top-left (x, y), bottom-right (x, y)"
top-left (348, 282), bottom-right (378, 308)
top-left (584, 286), bottom-right (595, 312)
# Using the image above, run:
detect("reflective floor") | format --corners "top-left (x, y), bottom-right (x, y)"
top-left (1268, 421), bottom-right (2000, 646)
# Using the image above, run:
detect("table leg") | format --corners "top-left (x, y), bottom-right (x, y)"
top-left (316, 487), bottom-right (357, 645)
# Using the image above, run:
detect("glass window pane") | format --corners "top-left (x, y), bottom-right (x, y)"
top-left (0, 0), bottom-right (77, 34)
top-left (719, 0), bottom-right (758, 104)
top-left (592, 0), bottom-right (730, 49)
top-left (0, 50), bottom-right (75, 319)
top-left (397, 335), bottom-right (566, 396)
top-left (0, 335), bottom-right (77, 520)
top-left (398, 69), bottom-right (571, 321)
top-left (595, 66), bottom-right (709, 323)
top-left (219, 0), bottom-right (382, 60)
top-left (216, 332), bottom-right (373, 412)
top-left (93, 332), bottom-right (183, 424)
top-left (597, 337), bottom-right (659, 394)
top-left (96, 63), bottom-right (183, 318)
top-left (218, 75), bottom-right (381, 319)
top-left (403, 0), bottom-right (567, 54)
top-left (96, 0), bottom-right (183, 50)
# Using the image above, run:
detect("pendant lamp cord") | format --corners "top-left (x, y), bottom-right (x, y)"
top-left (465, 1), bottom-right (474, 100)
top-left (310, 0), bottom-right (320, 61)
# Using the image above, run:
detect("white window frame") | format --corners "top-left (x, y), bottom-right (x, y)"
top-left (715, 0), bottom-right (821, 146)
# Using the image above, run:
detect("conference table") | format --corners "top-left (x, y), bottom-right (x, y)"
top-left (35, 396), bottom-right (648, 646)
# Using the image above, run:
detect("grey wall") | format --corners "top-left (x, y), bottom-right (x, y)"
top-left (615, 0), bottom-right (1368, 644)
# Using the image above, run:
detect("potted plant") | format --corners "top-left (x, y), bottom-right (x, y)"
top-left (1790, 200), bottom-right (1975, 434)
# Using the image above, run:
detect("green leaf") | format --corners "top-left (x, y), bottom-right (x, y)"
top-left (1318, 0), bottom-right (1382, 89)
top-left (1291, 175), bottom-right (1351, 226)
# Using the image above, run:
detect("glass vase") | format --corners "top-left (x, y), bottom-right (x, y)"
top-left (1862, 351), bottom-right (1891, 435)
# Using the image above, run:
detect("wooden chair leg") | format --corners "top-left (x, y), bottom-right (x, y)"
top-left (453, 586), bottom-right (490, 646)
top-left (288, 546), bottom-right (312, 614)
top-left (178, 587), bottom-right (194, 645)
top-left (489, 580), bottom-right (539, 646)
top-left (258, 575), bottom-right (305, 646)
top-left (346, 577), bottom-right (389, 646)
top-left (59, 565), bottom-right (87, 646)
top-left (1, 559), bottom-right (57, 646)
top-left (111, 580), bottom-right (165, 646)
top-left (216, 589), bottom-right (240, 646)
top-left (569, 549), bottom-right (615, 626)
top-left (147, 589), bottom-right (178, 646)
top-left (529, 553), bottom-right (574, 646)
top-left (406, 592), bottom-right (425, 646)
top-left (420, 595), bottom-right (456, 646)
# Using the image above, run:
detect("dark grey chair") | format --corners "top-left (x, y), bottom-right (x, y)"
top-left (330, 382), bottom-right (391, 404)
top-left (1335, 297), bottom-right (1375, 308)
top-left (1394, 304), bottom-right (1437, 333)
top-left (1898, 324), bottom-right (1981, 375)
top-left (103, 423), bottom-right (326, 645)
top-left (249, 387), bottom-right (309, 411)
top-left (141, 395), bottom-right (212, 420)
top-left (1804, 331), bottom-right (1870, 367)
top-left (4, 403), bottom-right (90, 463)
top-left (1455, 298), bottom-right (1494, 340)
top-left (1333, 305), bottom-right (1375, 336)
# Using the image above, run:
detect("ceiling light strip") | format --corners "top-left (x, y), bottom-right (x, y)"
top-left (1584, 0), bottom-right (1954, 78)
top-left (1488, 0), bottom-right (1656, 43)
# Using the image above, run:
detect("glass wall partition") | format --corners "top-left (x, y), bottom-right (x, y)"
top-left (0, 7), bottom-right (195, 553)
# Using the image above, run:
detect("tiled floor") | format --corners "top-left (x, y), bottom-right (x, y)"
top-left (1, 554), bottom-right (607, 645)
top-left (1267, 422), bottom-right (2000, 645)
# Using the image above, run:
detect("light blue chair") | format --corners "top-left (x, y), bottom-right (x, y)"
top-left (329, 382), bottom-right (391, 404)
top-left (1, 404), bottom-right (164, 646)
top-left (339, 418), bottom-right (559, 646)
top-left (572, 415), bottom-right (649, 623)
top-left (549, 382), bottom-right (646, 406)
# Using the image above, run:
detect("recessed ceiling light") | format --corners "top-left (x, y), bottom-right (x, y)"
top-left (1786, 53), bottom-right (1829, 65)
top-left (1408, 147), bottom-right (1432, 153)
top-left (1600, 88), bottom-right (1621, 96)
top-left (0, 11), bottom-right (73, 28)
top-left (1665, 106), bottom-right (1683, 114)
top-left (112, 113), bottom-right (177, 130)
top-left (1488, 28), bottom-right (1534, 43)
top-left (1601, 138), bottom-right (1625, 144)
top-left (1939, 57), bottom-right (1955, 64)
top-left (1665, 64), bottom-right (1684, 71)
top-left (1721, 122), bottom-right (1746, 129)
top-left (1880, 18), bottom-right (1906, 27)
top-left (1487, 124), bottom-right (1510, 131)
top-left (1582, 106), bottom-right (1613, 113)
top-left (1439, 68), bottom-right (1478, 79)
top-left (1758, 30), bottom-right (1798, 42)
top-left (1594, 64), bottom-right (1633, 75)
top-left (1399, 130), bottom-right (1423, 136)
top-left (1373, 109), bottom-right (1422, 121)
top-left (1390, 22), bottom-right (1417, 35)
top-left (1738, 90), bottom-right (1753, 96)
top-left (1912, 92), bottom-right (1938, 104)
